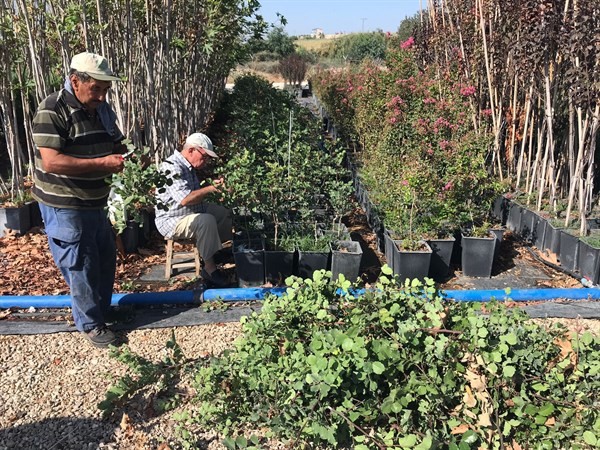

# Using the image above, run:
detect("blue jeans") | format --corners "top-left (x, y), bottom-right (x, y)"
top-left (39, 204), bottom-right (116, 332)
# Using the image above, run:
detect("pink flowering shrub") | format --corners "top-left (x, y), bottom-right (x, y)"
top-left (311, 39), bottom-right (499, 238)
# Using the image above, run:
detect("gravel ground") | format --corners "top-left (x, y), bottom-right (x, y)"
top-left (0, 323), bottom-right (243, 450)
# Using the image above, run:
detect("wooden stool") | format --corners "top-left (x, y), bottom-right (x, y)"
top-left (165, 239), bottom-right (201, 279)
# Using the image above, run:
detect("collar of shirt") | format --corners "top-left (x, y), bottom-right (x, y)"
top-left (171, 149), bottom-right (194, 172)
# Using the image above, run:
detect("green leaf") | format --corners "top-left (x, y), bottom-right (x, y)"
top-left (316, 309), bottom-right (328, 319)
top-left (503, 333), bottom-right (518, 345)
top-left (583, 431), bottom-right (598, 445)
top-left (398, 434), bottom-right (418, 447)
top-left (532, 382), bottom-right (549, 392)
top-left (490, 351), bottom-right (502, 362)
top-left (461, 430), bottom-right (478, 444)
top-left (581, 331), bottom-right (594, 346)
top-left (342, 338), bottom-right (354, 351)
top-left (223, 437), bottom-right (236, 449)
top-left (236, 435), bottom-right (248, 448)
top-left (372, 361), bottom-right (385, 374)
top-left (381, 264), bottom-right (393, 275)
top-left (503, 365), bottom-right (516, 378)
top-left (415, 435), bottom-right (434, 449)
top-left (538, 403), bottom-right (555, 417)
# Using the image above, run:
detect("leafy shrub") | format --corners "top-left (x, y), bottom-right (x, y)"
top-left (101, 269), bottom-right (600, 448)
top-left (332, 32), bottom-right (388, 63)
top-left (179, 268), bottom-right (600, 448)
top-left (312, 37), bottom-right (501, 237)
top-left (213, 74), bottom-right (351, 240)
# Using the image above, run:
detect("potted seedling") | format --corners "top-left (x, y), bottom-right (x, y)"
top-left (109, 141), bottom-right (171, 253)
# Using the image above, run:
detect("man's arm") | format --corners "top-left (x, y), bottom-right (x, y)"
top-left (180, 178), bottom-right (225, 206)
top-left (39, 147), bottom-right (125, 175)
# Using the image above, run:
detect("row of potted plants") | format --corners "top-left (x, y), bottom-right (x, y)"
top-left (232, 222), bottom-right (362, 286)
top-left (346, 156), bottom-right (503, 280)
top-left (494, 195), bottom-right (600, 284)
top-left (211, 74), bottom-right (363, 286)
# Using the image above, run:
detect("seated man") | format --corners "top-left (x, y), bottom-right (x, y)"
top-left (155, 133), bottom-right (232, 287)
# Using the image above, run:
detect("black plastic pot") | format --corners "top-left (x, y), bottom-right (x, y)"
top-left (233, 238), bottom-right (265, 287)
top-left (296, 248), bottom-right (330, 279)
top-left (461, 233), bottom-right (496, 278)
top-left (489, 228), bottom-right (505, 261)
top-left (578, 240), bottom-right (600, 284)
top-left (383, 229), bottom-right (397, 272)
top-left (372, 216), bottom-right (385, 254)
top-left (27, 201), bottom-right (43, 228)
top-left (0, 204), bottom-right (31, 237)
top-left (587, 218), bottom-right (600, 231)
top-left (506, 202), bottom-right (523, 233)
top-left (426, 237), bottom-right (455, 281)
top-left (139, 209), bottom-right (152, 247)
top-left (543, 222), bottom-right (563, 255)
top-left (492, 195), bottom-right (509, 225)
top-left (519, 208), bottom-right (536, 242)
top-left (330, 240), bottom-right (363, 281)
top-left (391, 240), bottom-right (432, 283)
top-left (120, 220), bottom-right (140, 254)
top-left (264, 247), bottom-right (295, 285)
top-left (558, 230), bottom-right (580, 272)
top-left (362, 191), bottom-right (371, 221)
top-left (531, 214), bottom-right (547, 250)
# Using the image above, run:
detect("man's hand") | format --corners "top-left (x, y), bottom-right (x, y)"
top-left (103, 154), bottom-right (126, 173)
top-left (212, 177), bottom-right (225, 192)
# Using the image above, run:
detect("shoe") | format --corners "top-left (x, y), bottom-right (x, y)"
top-left (84, 326), bottom-right (118, 348)
top-left (201, 268), bottom-right (230, 288)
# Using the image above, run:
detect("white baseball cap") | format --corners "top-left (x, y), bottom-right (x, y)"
top-left (185, 133), bottom-right (218, 158)
top-left (70, 52), bottom-right (121, 81)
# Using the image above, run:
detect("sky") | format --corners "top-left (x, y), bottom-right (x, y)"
top-left (257, 0), bottom-right (424, 36)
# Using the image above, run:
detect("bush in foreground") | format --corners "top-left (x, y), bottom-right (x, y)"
top-left (102, 268), bottom-right (600, 449)
top-left (183, 269), bottom-right (600, 448)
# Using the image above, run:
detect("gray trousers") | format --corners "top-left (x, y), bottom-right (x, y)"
top-left (172, 203), bottom-right (232, 261)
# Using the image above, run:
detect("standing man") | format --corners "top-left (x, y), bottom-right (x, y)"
top-left (155, 133), bottom-right (232, 287)
top-left (32, 52), bottom-right (126, 348)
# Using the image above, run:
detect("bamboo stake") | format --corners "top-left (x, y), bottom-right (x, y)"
top-left (507, 73), bottom-right (519, 174)
top-left (16, 0), bottom-right (47, 103)
top-left (477, 0), bottom-right (502, 180)
top-left (515, 84), bottom-right (533, 188)
top-left (524, 103), bottom-right (536, 194)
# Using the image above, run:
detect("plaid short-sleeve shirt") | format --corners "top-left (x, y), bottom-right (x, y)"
top-left (154, 151), bottom-right (207, 238)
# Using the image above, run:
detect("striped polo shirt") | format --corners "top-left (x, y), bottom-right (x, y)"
top-left (31, 89), bottom-right (124, 209)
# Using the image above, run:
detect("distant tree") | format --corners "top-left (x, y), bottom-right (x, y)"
top-left (332, 32), bottom-right (387, 63)
top-left (278, 54), bottom-right (308, 86)
top-left (267, 26), bottom-right (296, 57)
top-left (397, 12), bottom-right (423, 42)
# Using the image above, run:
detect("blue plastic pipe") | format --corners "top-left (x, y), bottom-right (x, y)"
top-left (442, 287), bottom-right (600, 302)
top-left (1, 287), bottom-right (600, 309)
top-left (0, 287), bottom-right (287, 309)
top-left (0, 291), bottom-right (197, 309)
